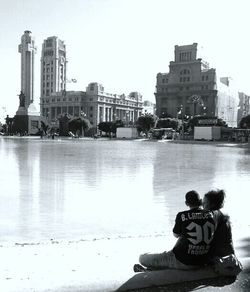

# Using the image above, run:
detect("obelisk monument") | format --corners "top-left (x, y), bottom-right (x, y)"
top-left (14, 30), bottom-right (40, 134)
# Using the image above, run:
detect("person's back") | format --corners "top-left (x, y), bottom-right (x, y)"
top-left (203, 189), bottom-right (242, 276)
top-left (203, 190), bottom-right (235, 258)
top-left (173, 206), bottom-right (220, 266)
top-left (210, 212), bottom-right (234, 257)
top-left (135, 190), bottom-right (221, 272)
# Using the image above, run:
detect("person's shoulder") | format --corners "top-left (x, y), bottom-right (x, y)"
top-left (176, 209), bottom-right (189, 216)
top-left (218, 210), bottom-right (230, 222)
top-left (174, 209), bottom-right (189, 220)
top-left (212, 210), bottom-right (231, 223)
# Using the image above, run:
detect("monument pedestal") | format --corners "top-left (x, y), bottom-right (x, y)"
top-left (13, 104), bottom-right (41, 135)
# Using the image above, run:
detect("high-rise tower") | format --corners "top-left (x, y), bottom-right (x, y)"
top-left (40, 36), bottom-right (67, 97)
top-left (18, 30), bottom-right (37, 108)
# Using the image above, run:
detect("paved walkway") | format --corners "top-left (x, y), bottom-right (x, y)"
top-left (0, 237), bottom-right (249, 292)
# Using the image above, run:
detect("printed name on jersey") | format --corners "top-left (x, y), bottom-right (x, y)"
top-left (181, 211), bottom-right (213, 222)
top-left (188, 244), bottom-right (210, 255)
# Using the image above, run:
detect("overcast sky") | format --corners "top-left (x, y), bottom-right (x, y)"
top-left (0, 0), bottom-right (249, 120)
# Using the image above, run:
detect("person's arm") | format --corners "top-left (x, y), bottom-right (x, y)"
top-left (173, 212), bottom-right (182, 238)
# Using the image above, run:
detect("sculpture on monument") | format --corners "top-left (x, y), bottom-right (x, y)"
top-left (19, 91), bottom-right (25, 107)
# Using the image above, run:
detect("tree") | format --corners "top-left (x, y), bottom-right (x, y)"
top-left (40, 120), bottom-right (50, 135)
top-left (98, 120), bottom-right (124, 137)
top-left (68, 117), bottom-right (91, 136)
top-left (239, 115), bottom-right (250, 128)
top-left (98, 122), bottom-right (113, 136)
top-left (136, 114), bottom-right (155, 136)
top-left (58, 114), bottom-right (71, 136)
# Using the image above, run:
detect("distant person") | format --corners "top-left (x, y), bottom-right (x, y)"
top-left (134, 190), bottom-right (221, 272)
top-left (203, 189), bottom-right (242, 275)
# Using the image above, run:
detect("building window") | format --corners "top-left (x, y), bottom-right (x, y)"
top-left (74, 106), bottom-right (79, 116)
top-left (46, 82), bottom-right (49, 87)
top-left (68, 106), bottom-right (73, 115)
top-left (90, 106), bottom-right (93, 111)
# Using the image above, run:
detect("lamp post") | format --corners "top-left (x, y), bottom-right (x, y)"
top-left (177, 105), bottom-right (184, 139)
top-left (80, 111), bottom-right (86, 137)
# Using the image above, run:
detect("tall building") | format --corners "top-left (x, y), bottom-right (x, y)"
top-left (155, 43), bottom-right (239, 127)
top-left (18, 30), bottom-right (37, 108)
top-left (40, 82), bottom-right (143, 129)
top-left (40, 36), bottom-right (67, 98)
top-left (237, 92), bottom-right (250, 126)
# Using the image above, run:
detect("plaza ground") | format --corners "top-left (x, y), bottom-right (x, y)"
top-left (0, 236), bottom-right (249, 292)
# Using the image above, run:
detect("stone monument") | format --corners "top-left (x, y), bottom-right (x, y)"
top-left (13, 30), bottom-right (41, 134)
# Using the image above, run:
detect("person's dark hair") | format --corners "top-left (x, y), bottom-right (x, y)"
top-left (204, 189), bottom-right (225, 210)
top-left (185, 190), bottom-right (202, 207)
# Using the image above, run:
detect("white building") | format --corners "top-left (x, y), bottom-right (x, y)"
top-left (40, 82), bottom-right (143, 129)
top-left (142, 100), bottom-right (155, 115)
top-left (216, 77), bottom-right (239, 127)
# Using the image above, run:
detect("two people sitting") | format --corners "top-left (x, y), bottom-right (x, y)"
top-left (134, 189), bottom-right (242, 276)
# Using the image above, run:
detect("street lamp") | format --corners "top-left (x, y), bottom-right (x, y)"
top-left (80, 111), bottom-right (86, 137)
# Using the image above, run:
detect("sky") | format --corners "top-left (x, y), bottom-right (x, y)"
top-left (0, 0), bottom-right (250, 121)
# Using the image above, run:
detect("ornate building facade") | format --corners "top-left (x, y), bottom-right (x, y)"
top-left (155, 43), bottom-right (239, 127)
top-left (40, 82), bottom-right (143, 129)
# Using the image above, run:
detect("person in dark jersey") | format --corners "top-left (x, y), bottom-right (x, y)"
top-left (134, 190), bottom-right (220, 272)
top-left (203, 189), bottom-right (234, 257)
top-left (202, 189), bottom-right (242, 276)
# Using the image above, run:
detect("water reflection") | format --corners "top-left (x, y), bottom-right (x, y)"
top-left (0, 138), bottom-right (250, 248)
